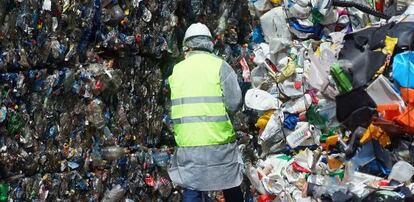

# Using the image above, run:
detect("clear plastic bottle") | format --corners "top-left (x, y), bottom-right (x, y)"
top-left (101, 184), bottom-right (126, 202)
top-left (87, 99), bottom-right (105, 129)
top-left (101, 146), bottom-right (128, 161)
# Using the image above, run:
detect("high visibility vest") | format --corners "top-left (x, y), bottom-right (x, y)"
top-left (168, 53), bottom-right (236, 147)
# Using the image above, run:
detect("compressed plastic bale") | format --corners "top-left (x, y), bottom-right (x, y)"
top-left (3, 0), bottom-right (414, 201)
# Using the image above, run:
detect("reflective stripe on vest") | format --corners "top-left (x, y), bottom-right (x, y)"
top-left (168, 53), bottom-right (235, 147)
top-left (171, 96), bottom-right (223, 106)
top-left (172, 115), bottom-right (229, 124)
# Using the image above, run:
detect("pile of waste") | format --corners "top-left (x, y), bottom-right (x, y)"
top-left (0, 0), bottom-right (414, 201)
top-left (240, 0), bottom-right (414, 201)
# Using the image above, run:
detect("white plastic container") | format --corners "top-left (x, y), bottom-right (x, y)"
top-left (260, 111), bottom-right (284, 142)
top-left (388, 161), bottom-right (414, 183)
top-left (282, 94), bottom-right (312, 114)
top-left (366, 75), bottom-right (406, 110)
top-left (286, 122), bottom-right (315, 148)
top-left (245, 89), bottom-right (281, 111)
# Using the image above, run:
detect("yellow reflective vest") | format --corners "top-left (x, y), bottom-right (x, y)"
top-left (168, 52), bottom-right (236, 147)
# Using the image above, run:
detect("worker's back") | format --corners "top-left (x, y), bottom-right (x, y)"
top-left (168, 52), bottom-right (236, 147)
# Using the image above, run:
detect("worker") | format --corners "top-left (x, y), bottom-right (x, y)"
top-left (167, 22), bottom-right (244, 202)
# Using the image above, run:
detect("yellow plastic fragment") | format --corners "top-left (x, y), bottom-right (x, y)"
top-left (383, 36), bottom-right (398, 55)
top-left (375, 36), bottom-right (398, 77)
top-left (360, 124), bottom-right (391, 147)
top-left (270, 0), bottom-right (283, 5)
top-left (276, 59), bottom-right (296, 82)
top-left (255, 110), bottom-right (274, 129)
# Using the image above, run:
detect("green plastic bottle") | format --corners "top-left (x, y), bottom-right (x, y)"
top-left (306, 105), bottom-right (327, 128)
top-left (330, 63), bottom-right (353, 93)
top-left (0, 182), bottom-right (8, 202)
top-left (6, 112), bottom-right (23, 135)
top-left (329, 169), bottom-right (345, 180)
top-left (311, 9), bottom-right (324, 24)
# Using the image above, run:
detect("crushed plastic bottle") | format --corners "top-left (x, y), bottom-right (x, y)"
top-left (0, 182), bottom-right (8, 202)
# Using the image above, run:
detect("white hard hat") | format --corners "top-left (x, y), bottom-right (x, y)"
top-left (183, 23), bottom-right (212, 43)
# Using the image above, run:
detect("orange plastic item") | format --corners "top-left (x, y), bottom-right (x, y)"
top-left (400, 87), bottom-right (414, 104)
top-left (328, 157), bottom-right (343, 170)
top-left (326, 135), bottom-right (339, 150)
top-left (377, 103), bottom-right (402, 121)
top-left (360, 124), bottom-right (391, 147)
top-left (387, 87), bottom-right (414, 133)
top-left (395, 106), bottom-right (414, 133)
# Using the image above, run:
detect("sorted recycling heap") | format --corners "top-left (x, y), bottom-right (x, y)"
top-left (0, 0), bottom-right (414, 201)
top-left (241, 0), bottom-right (414, 201)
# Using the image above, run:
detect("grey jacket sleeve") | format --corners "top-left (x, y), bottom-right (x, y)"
top-left (220, 61), bottom-right (242, 113)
